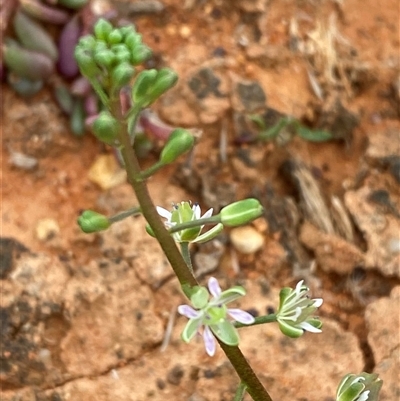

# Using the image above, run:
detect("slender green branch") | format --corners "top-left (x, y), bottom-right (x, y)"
top-left (235, 314), bottom-right (277, 329)
top-left (109, 206), bottom-right (142, 223)
top-left (233, 381), bottom-right (247, 401)
top-left (168, 216), bottom-right (221, 233)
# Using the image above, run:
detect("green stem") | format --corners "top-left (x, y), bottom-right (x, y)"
top-left (110, 96), bottom-right (273, 401)
top-left (180, 242), bottom-right (193, 274)
top-left (235, 314), bottom-right (277, 329)
top-left (168, 215), bottom-right (221, 233)
top-left (233, 381), bottom-right (247, 401)
top-left (109, 206), bottom-right (142, 223)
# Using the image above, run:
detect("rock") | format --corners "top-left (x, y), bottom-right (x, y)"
top-left (88, 154), bottom-right (127, 190)
top-left (230, 226), bottom-right (264, 254)
top-left (236, 0), bottom-right (267, 13)
top-left (365, 129), bottom-right (400, 161)
top-left (230, 74), bottom-right (267, 114)
top-left (0, 237), bottom-right (29, 279)
top-left (299, 221), bottom-right (365, 274)
top-left (345, 186), bottom-right (400, 277)
top-left (35, 218), bottom-right (60, 242)
top-left (365, 286), bottom-right (400, 400)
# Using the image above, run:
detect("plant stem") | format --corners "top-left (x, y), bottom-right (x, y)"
top-left (111, 98), bottom-right (273, 401)
top-left (235, 314), bottom-right (277, 329)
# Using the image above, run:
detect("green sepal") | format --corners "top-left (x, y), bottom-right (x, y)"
top-left (92, 111), bottom-right (119, 144)
top-left (217, 287), bottom-right (246, 304)
top-left (307, 317), bottom-right (323, 330)
top-left (182, 318), bottom-right (201, 343)
top-left (278, 287), bottom-right (292, 310)
top-left (277, 320), bottom-right (303, 338)
top-left (78, 210), bottom-right (111, 233)
top-left (93, 18), bottom-right (113, 41)
top-left (179, 227), bottom-right (202, 242)
top-left (210, 320), bottom-right (240, 346)
top-left (159, 128), bottom-right (195, 164)
top-left (190, 287), bottom-right (209, 309)
top-left (192, 223), bottom-right (224, 244)
top-left (337, 382), bottom-right (365, 401)
top-left (219, 198), bottom-right (263, 227)
top-left (131, 69), bottom-right (158, 106)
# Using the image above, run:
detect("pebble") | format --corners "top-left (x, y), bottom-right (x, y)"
top-left (88, 154), bottom-right (127, 190)
top-left (229, 226), bottom-right (264, 254)
top-left (35, 218), bottom-right (60, 241)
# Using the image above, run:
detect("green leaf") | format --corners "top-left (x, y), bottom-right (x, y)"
top-left (296, 125), bottom-right (334, 142)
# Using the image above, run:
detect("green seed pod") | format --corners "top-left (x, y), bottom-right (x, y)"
top-left (111, 62), bottom-right (134, 89)
top-left (131, 69), bottom-right (157, 106)
top-left (57, 0), bottom-right (88, 9)
top-left (107, 29), bottom-right (123, 45)
top-left (147, 68), bottom-right (178, 101)
top-left (3, 40), bottom-right (54, 81)
top-left (92, 111), bottom-right (119, 144)
top-left (78, 210), bottom-right (111, 233)
top-left (75, 47), bottom-right (100, 77)
top-left (220, 199), bottom-right (263, 227)
top-left (13, 10), bottom-right (58, 61)
top-left (93, 18), bottom-right (113, 41)
top-left (159, 128), bottom-right (195, 164)
top-left (94, 49), bottom-right (116, 69)
top-left (130, 44), bottom-right (152, 65)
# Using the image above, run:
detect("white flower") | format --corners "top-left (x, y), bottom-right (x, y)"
top-left (157, 201), bottom-right (217, 243)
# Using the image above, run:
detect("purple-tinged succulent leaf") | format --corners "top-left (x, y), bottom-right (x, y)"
top-left (20, 0), bottom-right (69, 25)
top-left (7, 72), bottom-right (43, 97)
top-left (57, 15), bottom-right (82, 78)
top-left (57, 0), bottom-right (88, 10)
top-left (70, 76), bottom-right (91, 96)
top-left (3, 39), bottom-right (54, 81)
top-left (53, 84), bottom-right (74, 114)
top-left (139, 109), bottom-right (175, 140)
top-left (13, 10), bottom-right (58, 61)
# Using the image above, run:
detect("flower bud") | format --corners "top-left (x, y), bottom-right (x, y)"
top-left (92, 111), bottom-right (119, 144)
top-left (159, 129), bottom-right (195, 164)
top-left (111, 62), bottom-right (134, 89)
top-left (75, 48), bottom-right (100, 78)
top-left (78, 210), bottom-right (110, 233)
top-left (94, 18), bottom-right (113, 41)
top-left (94, 49), bottom-right (115, 69)
top-left (125, 31), bottom-right (142, 51)
top-left (107, 29), bottom-right (123, 45)
top-left (130, 43), bottom-right (152, 65)
top-left (147, 68), bottom-right (178, 100)
top-left (220, 199), bottom-right (263, 227)
top-left (131, 69), bottom-right (157, 106)
top-left (112, 45), bottom-right (131, 64)
top-left (336, 373), bottom-right (382, 401)
top-left (77, 35), bottom-right (96, 51)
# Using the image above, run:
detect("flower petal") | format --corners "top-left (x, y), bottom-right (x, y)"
top-left (157, 206), bottom-right (172, 220)
top-left (298, 321), bottom-right (322, 333)
top-left (203, 326), bottom-right (216, 356)
top-left (202, 208), bottom-right (214, 219)
top-left (228, 309), bottom-right (255, 324)
top-left (208, 277), bottom-right (221, 298)
top-left (313, 298), bottom-right (323, 308)
top-left (192, 203), bottom-right (201, 220)
top-left (178, 304), bottom-right (201, 319)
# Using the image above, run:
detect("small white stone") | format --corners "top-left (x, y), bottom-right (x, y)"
top-left (35, 218), bottom-right (60, 241)
top-left (230, 226), bottom-right (264, 254)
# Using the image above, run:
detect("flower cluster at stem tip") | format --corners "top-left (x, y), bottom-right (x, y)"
top-left (178, 277), bottom-right (255, 356)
